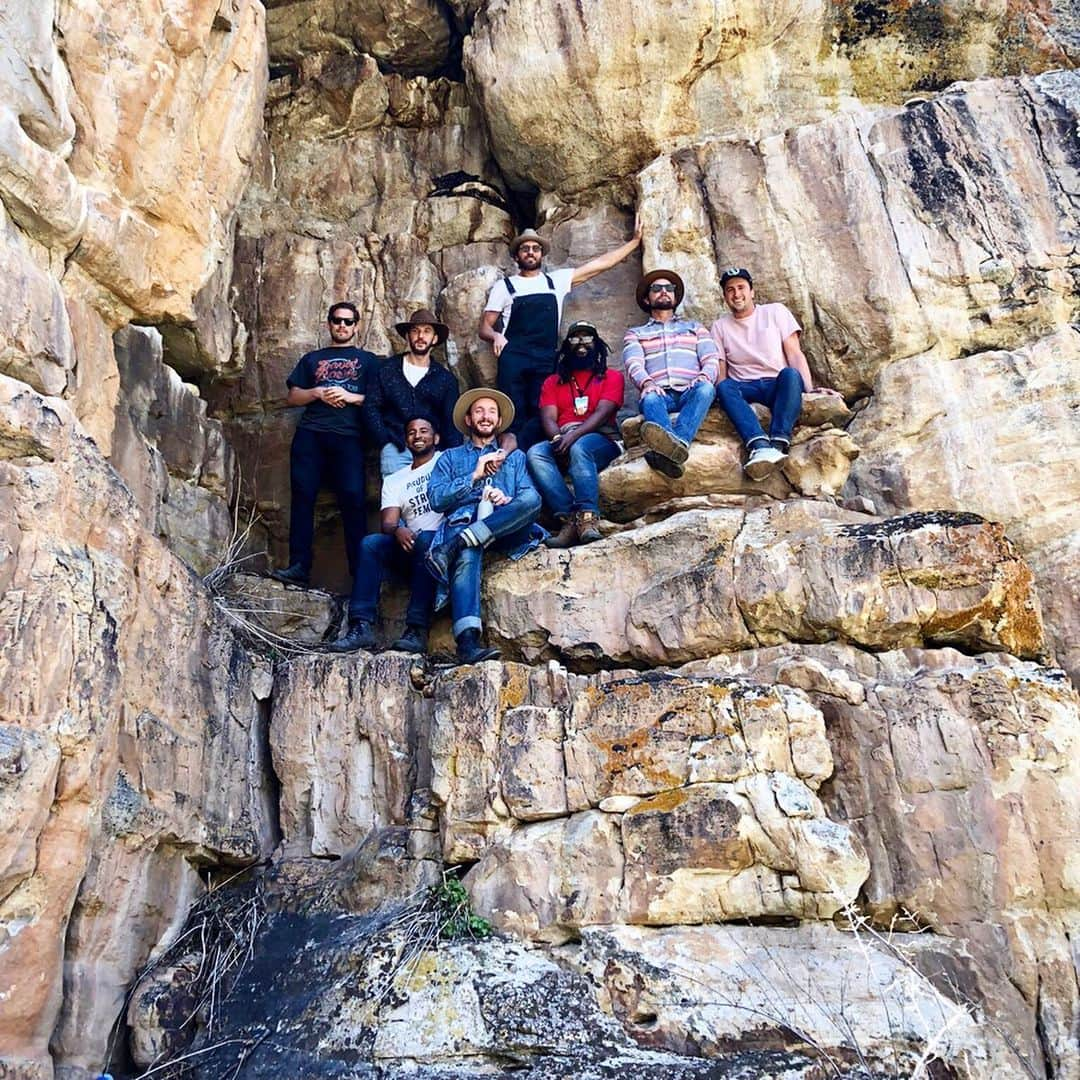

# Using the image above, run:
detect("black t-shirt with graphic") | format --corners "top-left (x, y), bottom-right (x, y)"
top-left (286, 346), bottom-right (379, 436)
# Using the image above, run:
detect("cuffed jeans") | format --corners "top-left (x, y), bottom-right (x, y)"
top-left (380, 443), bottom-right (413, 478)
top-left (348, 530), bottom-right (436, 627)
top-left (639, 380), bottom-right (716, 444)
top-left (526, 434), bottom-right (620, 517)
top-left (288, 427), bottom-right (366, 576)
top-left (715, 368), bottom-right (803, 446)
top-left (450, 489), bottom-right (541, 638)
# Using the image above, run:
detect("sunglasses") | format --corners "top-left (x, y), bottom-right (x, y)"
top-left (568, 334), bottom-right (595, 345)
top-left (329, 316), bottom-right (357, 326)
top-left (648, 283), bottom-right (675, 294)
top-left (517, 244), bottom-right (543, 254)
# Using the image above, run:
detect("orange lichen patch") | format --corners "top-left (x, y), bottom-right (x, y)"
top-left (498, 666), bottom-right (530, 711)
top-left (625, 787), bottom-right (690, 815)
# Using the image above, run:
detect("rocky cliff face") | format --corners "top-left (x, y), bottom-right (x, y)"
top-left (1, 2), bottom-right (1078, 1079)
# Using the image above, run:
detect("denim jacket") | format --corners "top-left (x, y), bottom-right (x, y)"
top-left (428, 440), bottom-right (544, 559)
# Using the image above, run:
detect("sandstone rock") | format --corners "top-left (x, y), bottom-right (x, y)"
top-left (483, 503), bottom-right (1045, 667)
top-left (848, 327), bottom-right (1080, 684)
top-left (432, 663), bottom-right (867, 940)
top-left (466, 1), bottom-right (1072, 200)
top-left (603, 403), bottom-right (859, 520)
top-left (638, 74), bottom-right (1080, 394)
top-left (270, 652), bottom-right (432, 857)
top-left (216, 573), bottom-right (343, 645)
top-left (266, 0), bottom-right (453, 74)
top-left (688, 642), bottom-right (1080, 1079)
top-left (576, 923), bottom-right (1037, 1080)
top-left (0, 377), bottom-right (277, 1075)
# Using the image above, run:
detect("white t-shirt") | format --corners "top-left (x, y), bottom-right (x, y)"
top-left (402, 358), bottom-right (428, 387)
top-left (710, 302), bottom-right (801, 381)
top-left (484, 267), bottom-right (574, 330)
top-left (380, 453), bottom-right (444, 533)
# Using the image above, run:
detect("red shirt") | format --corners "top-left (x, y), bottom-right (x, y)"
top-left (538, 368), bottom-right (624, 429)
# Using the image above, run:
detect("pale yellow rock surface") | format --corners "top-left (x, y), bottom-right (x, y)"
top-left (483, 503), bottom-right (1045, 667)
top-left (0, 377), bottom-right (276, 1075)
top-left (849, 327), bottom-right (1080, 684)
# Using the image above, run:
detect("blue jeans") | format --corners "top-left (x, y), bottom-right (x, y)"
top-left (348, 530), bottom-right (437, 627)
top-left (639, 381), bottom-right (716, 444)
top-left (526, 433), bottom-right (620, 517)
top-left (380, 443), bottom-right (412, 477)
top-left (715, 369), bottom-right (803, 446)
top-left (450, 490), bottom-right (541, 638)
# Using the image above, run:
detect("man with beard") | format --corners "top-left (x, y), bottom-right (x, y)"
top-left (710, 268), bottom-right (841, 480)
top-left (479, 221), bottom-right (641, 450)
top-left (271, 301), bottom-right (379, 586)
top-left (425, 389), bottom-right (543, 664)
top-left (328, 414), bottom-right (444, 654)
top-left (526, 322), bottom-right (623, 548)
top-left (622, 270), bottom-right (719, 479)
top-left (364, 308), bottom-right (463, 478)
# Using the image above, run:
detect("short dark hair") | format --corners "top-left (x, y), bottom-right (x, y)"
top-left (404, 412), bottom-right (439, 436)
top-left (327, 301), bottom-right (359, 322)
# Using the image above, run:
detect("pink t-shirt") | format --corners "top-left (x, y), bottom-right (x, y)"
top-left (710, 303), bottom-right (801, 381)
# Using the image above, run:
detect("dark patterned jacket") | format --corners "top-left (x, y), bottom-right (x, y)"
top-left (362, 354), bottom-right (463, 451)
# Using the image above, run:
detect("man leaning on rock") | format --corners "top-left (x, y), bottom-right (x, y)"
top-left (622, 270), bottom-right (719, 479)
top-left (479, 220), bottom-right (641, 450)
top-left (271, 301), bottom-right (379, 587)
top-left (425, 389), bottom-right (543, 664)
top-left (710, 268), bottom-right (841, 481)
top-left (364, 308), bottom-right (462, 478)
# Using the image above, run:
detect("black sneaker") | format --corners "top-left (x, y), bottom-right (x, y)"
top-left (644, 450), bottom-right (685, 479)
top-left (391, 625), bottom-right (428, 654)
top-left (269, 563), bottom-right (309, 586)
top-left (455, 629), bottom-right (500, 664)
top-left (327, 620), bottom-right (376, 653)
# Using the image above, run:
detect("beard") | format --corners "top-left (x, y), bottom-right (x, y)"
top-left (649, 297), bottom-right (675, 311)
top-left (409, 340), bottom-right (433, 356)
top-left (570, 346), bottom-right (596, 370)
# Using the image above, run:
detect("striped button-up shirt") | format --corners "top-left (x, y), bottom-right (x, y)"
top-left (622, 317), bottom-right (720, 390)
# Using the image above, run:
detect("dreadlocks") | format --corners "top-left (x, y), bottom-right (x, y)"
top-left (555, 333), bottom-right (610, 384)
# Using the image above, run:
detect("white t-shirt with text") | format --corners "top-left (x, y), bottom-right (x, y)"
top-left (483, 267), bottom-right (574, 331)
top-left (380, 452), bottom-right (444, 533)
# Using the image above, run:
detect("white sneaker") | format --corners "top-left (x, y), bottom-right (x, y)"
top-left (744, 444), bottom-right (786, 481)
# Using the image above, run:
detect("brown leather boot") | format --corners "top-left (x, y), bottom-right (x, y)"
top-left (575, 511), bottom-right (602, 544)
top-left (544, 516), bottom-right (579, 548)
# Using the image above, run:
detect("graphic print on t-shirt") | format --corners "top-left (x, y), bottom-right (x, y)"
top-left (314, 356), bottom-right (362, 385)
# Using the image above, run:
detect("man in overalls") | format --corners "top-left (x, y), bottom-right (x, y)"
top-left (479, 221), bottom-right (641, 451)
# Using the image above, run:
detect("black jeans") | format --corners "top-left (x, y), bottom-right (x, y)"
top-left (498, 349), bottom-right (552, 450)
top-left (288, 427), bottom-right (366, 575)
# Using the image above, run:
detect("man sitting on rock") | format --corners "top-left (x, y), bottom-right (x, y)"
top-left (710, 268), bottom-right (839, 481)
top-left (479, 221), bottom-right (641, 450)
top-left (622, 270), bottom-right (719, 479)
top-left (329, 414), bottom-right (444, 655)
top-left (526, 321), bottom-right (623, 548)
top-left (271, 301), bottom-right (379, 586)
top-left (426, 389), bottom-right (542, 664)
top-left (364, 308), bottom-right (462, 478)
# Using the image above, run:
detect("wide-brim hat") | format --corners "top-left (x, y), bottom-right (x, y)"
top-left (393, 308), bottom-right (449, 345)
top-left (452, 387), bottom-right (516, 436)
top-left (509, 228), bottom-right (549, 257)
top-left (636, 269), bottom-right (685, 312)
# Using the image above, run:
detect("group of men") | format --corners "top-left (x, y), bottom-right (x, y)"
top-left (272, 225), bottom-right (836, 663)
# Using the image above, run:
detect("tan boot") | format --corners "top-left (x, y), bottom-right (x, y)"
top-left (575, 510), bottom-right (602, 544)
top-left (544, 516), bottom-right (579, 548)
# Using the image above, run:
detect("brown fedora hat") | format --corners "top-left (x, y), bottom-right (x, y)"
top-left (509, 228), bottom-right (549, 257)
top-left (393, 308), bottom-right (449, 345)
top-left (452, 387), bottom-right (516, 436)
top-left (635, 269), bottom-right (685, 312)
